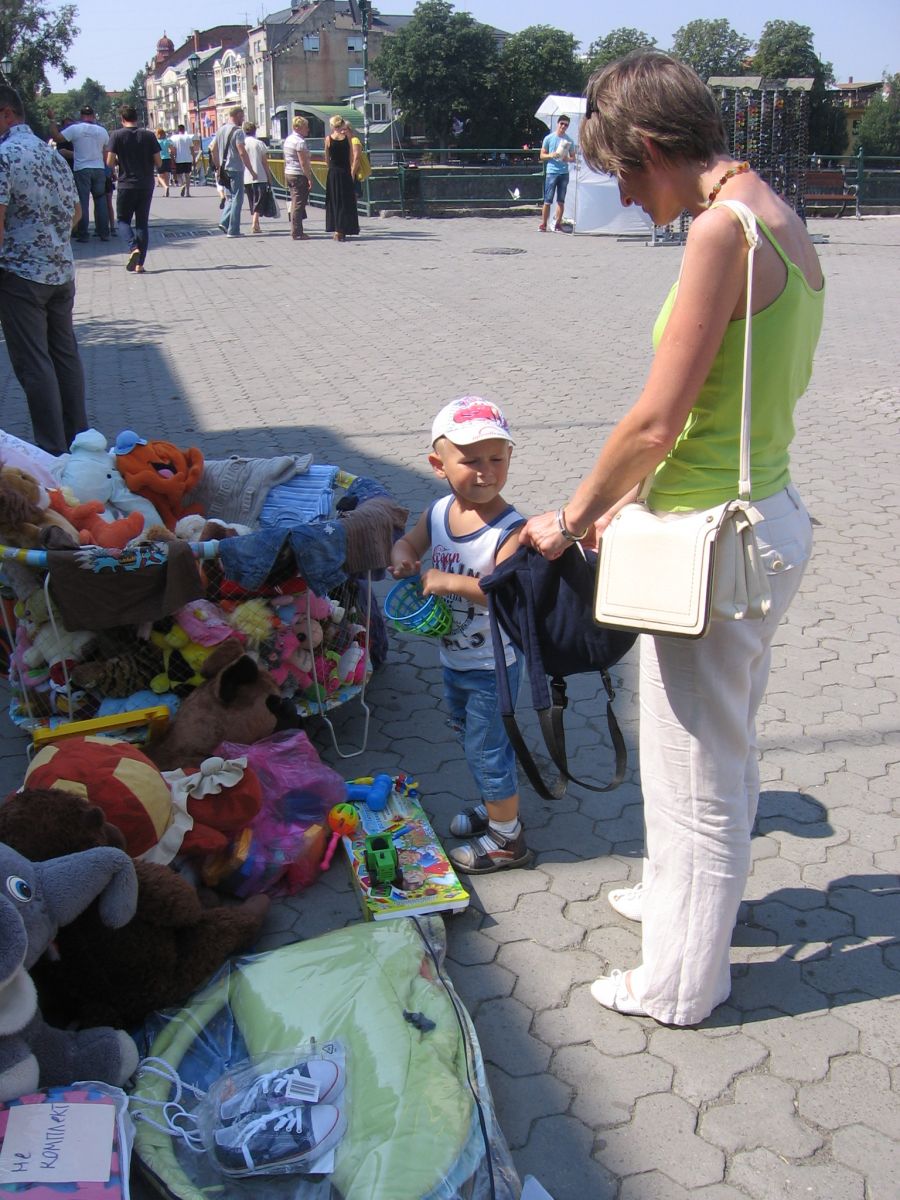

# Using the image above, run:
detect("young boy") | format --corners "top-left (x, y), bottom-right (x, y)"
top-left (390, 396), bottom-right (530, 874)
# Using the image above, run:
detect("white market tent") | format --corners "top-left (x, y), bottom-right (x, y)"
top-left (535, 95), bottom-right (652, 236)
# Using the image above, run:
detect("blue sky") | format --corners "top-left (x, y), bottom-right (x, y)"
top-left (49, 0), bottom-right (896, 91)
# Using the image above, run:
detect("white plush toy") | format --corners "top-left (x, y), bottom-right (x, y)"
top-left (52, 429), bottom-right (163, 532)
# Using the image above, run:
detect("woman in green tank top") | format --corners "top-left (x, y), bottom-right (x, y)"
top-left (521, 52), bottom-right (824, 1027)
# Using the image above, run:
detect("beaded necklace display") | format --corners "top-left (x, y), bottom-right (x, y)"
top-left (705, 161), bottom-right (750, 207)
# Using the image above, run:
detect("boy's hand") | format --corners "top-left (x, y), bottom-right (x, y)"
top-left (389, 556), bottom-right (420, 579)
top-left (420, 568), bottom-right (451, 597)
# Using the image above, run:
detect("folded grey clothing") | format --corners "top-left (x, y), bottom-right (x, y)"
top-left (342, 496), bottom-right (409, 574)
top-left (185, 453), bottom-right (312, 527)
top-left (46, 539), bottom-right (205, 631)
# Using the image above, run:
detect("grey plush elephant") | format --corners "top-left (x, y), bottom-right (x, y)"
top-left (0, 841), bottom-right (140, 1103)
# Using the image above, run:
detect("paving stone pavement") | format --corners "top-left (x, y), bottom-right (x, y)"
top-left (1, 193), bottom-right (898, 1199)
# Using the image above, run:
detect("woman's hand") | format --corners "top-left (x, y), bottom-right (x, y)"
top-left (520, 511), bottom-right (570, 560)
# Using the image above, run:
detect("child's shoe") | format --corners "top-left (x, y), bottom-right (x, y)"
top-left (449, 804), bottom-right (489, 838)
top-left (449, 824), bottom-right (532, 874)
top-left (213, 1103), bottom-right (343, 1176)
top-left (219, 1059), bottom-right (343, 1123)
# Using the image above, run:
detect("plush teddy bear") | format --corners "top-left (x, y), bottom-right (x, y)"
top-left (0, 463), bottom-right (81, 549)
top-left (145, 639), bottom-right (301, 772)
top-left (0, 791), bottom-right (269, 1031)
top-left (0, 839), bottom-right (139, 1102)
top-left (15, 587), bottom-right (96, 680)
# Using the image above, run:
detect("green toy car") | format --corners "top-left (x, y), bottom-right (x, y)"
top-left (364, 834), bottom-right (401, 891)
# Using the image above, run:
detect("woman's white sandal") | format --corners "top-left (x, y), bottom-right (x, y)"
top-left (607, 881), bottom-right (644, 922)
top-left (590, 969), bottom-right (647, 1016)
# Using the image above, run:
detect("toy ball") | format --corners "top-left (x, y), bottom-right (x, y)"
top-left (327, 803), bottom-right (359, 838)
top-left (25, 735), bottom-right (176, 860)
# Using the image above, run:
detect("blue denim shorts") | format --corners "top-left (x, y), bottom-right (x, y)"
top-left (543, 171), bottom-right (569, 205)
top-left (442, 657), bottom-right (520, 802)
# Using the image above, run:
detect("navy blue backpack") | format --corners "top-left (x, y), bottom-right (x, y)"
top-left (480, 543), bottom-right (636, 800)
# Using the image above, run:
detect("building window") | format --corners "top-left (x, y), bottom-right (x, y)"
top-left (348, 68), bottom-right (365, 87)
top-left (366, 101), bottom-right (386, 123)
top-left (303, 34), bottom-right (319, 53)
top-left (347, 36), bottom-right (363, 52)
top-left (223, 72), bottom-right (240, 98)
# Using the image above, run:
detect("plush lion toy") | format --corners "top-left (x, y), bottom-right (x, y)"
top-left (113, 437), bottom-right (204, 531)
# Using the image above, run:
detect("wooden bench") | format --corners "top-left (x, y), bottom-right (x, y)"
top-left (804, 168), bottom-right (859, 218)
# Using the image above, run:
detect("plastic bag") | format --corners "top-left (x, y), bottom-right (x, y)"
top-left (201, 730), bottom-right (345, 896)
top-left (130, 917), bottom-right (520, 1200)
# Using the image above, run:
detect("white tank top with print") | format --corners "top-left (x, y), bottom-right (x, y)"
top-left (427, 495), bottom-right (524, 671)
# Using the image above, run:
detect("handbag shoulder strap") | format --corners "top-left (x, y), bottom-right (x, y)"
top-left (636, 198), bottom-right (759, 505)
top-left (710, 198), bottom-right (759, 502)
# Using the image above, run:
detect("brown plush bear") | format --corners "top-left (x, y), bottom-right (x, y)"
top-left (0, 463), bottom-right (81, 548)
top-left (145, 638), bottom-right (301, 772)
top-left (0, 788), bottom-right (270, 1030)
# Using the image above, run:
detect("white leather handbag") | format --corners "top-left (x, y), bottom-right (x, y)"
top-left (594, 199), bottom-right (772, 639)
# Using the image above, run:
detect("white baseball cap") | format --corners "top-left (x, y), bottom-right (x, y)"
top-left (431, 396), bottom-right (514, 448)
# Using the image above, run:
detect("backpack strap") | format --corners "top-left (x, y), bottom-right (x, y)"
top-left (487, 584), bottom-right (629, 801)
top-left (539, 672), bottom-right (628, 795)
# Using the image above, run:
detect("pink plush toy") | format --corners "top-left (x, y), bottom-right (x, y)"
top-left (337, 643), bottom-right (367, 686)
top-left (263, 627), bottom-right (309, 691)
top-left (175, 600), bottom-right (244, 648)
top-left (294, 590), bottom-right (344, 626)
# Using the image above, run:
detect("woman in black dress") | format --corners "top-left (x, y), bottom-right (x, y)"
top-left (325, 116), bottom-right (360, 241)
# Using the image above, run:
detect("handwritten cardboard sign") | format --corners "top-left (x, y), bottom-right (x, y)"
top-left (0, 1102), bottom-right (115, 1184)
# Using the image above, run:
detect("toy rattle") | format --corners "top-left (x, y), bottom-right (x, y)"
top-left (321, 802), bottom-right (360, 870)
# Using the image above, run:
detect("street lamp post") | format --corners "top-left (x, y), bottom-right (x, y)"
top-left (187, 52), bottom-right (204, 185)
top-left (358, 0), bottom-right (370, 151)
top-left (0, 57), bottom-right (12, 83)
top-left (138, 77), bottom-right (147, 128)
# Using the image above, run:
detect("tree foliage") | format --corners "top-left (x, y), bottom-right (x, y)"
top-left (122, 70), bottom-right (148, 123)
top-left (752, 19), bottom-right (832, 86)
top-left (0, 0), bottom-right (79, 130)
top-left (856, 76), bottom-right (900, 156)
top-left (670, 18), bottom-right (752, 82)
top-left (62, 77), bottom-right (117, 127)
top-left (585, 27), bottom-right (656, 73)
top-left (497, 25), bottom-right (584, 146)
top-left (373, 0), bottom-right (498, 146)
top-left (752, 21), bottom-right (844, 155)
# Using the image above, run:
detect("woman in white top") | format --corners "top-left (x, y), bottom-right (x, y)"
top-left (283, 115), bottom-right (315, 240)
top-left (241, 122), bottom-right (273, 234)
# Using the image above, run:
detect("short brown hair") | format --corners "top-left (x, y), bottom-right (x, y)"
top-left (243, 121), bottom-right (257, 135)
top-left (581, 50), bottom-right (727, 177)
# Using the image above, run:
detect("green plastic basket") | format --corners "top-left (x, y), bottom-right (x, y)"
top-left (384, 577), bottom-right (452, 638)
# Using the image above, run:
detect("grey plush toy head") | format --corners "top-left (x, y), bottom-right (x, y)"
top-left (0, 842), bottom-right (137, 979)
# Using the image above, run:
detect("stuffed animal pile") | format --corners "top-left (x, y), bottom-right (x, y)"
top-left (0, 630), bottom-right (335, 1090)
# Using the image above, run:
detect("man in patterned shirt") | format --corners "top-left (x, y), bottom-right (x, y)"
top-left (0, 85), bottom-right (87, 455)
